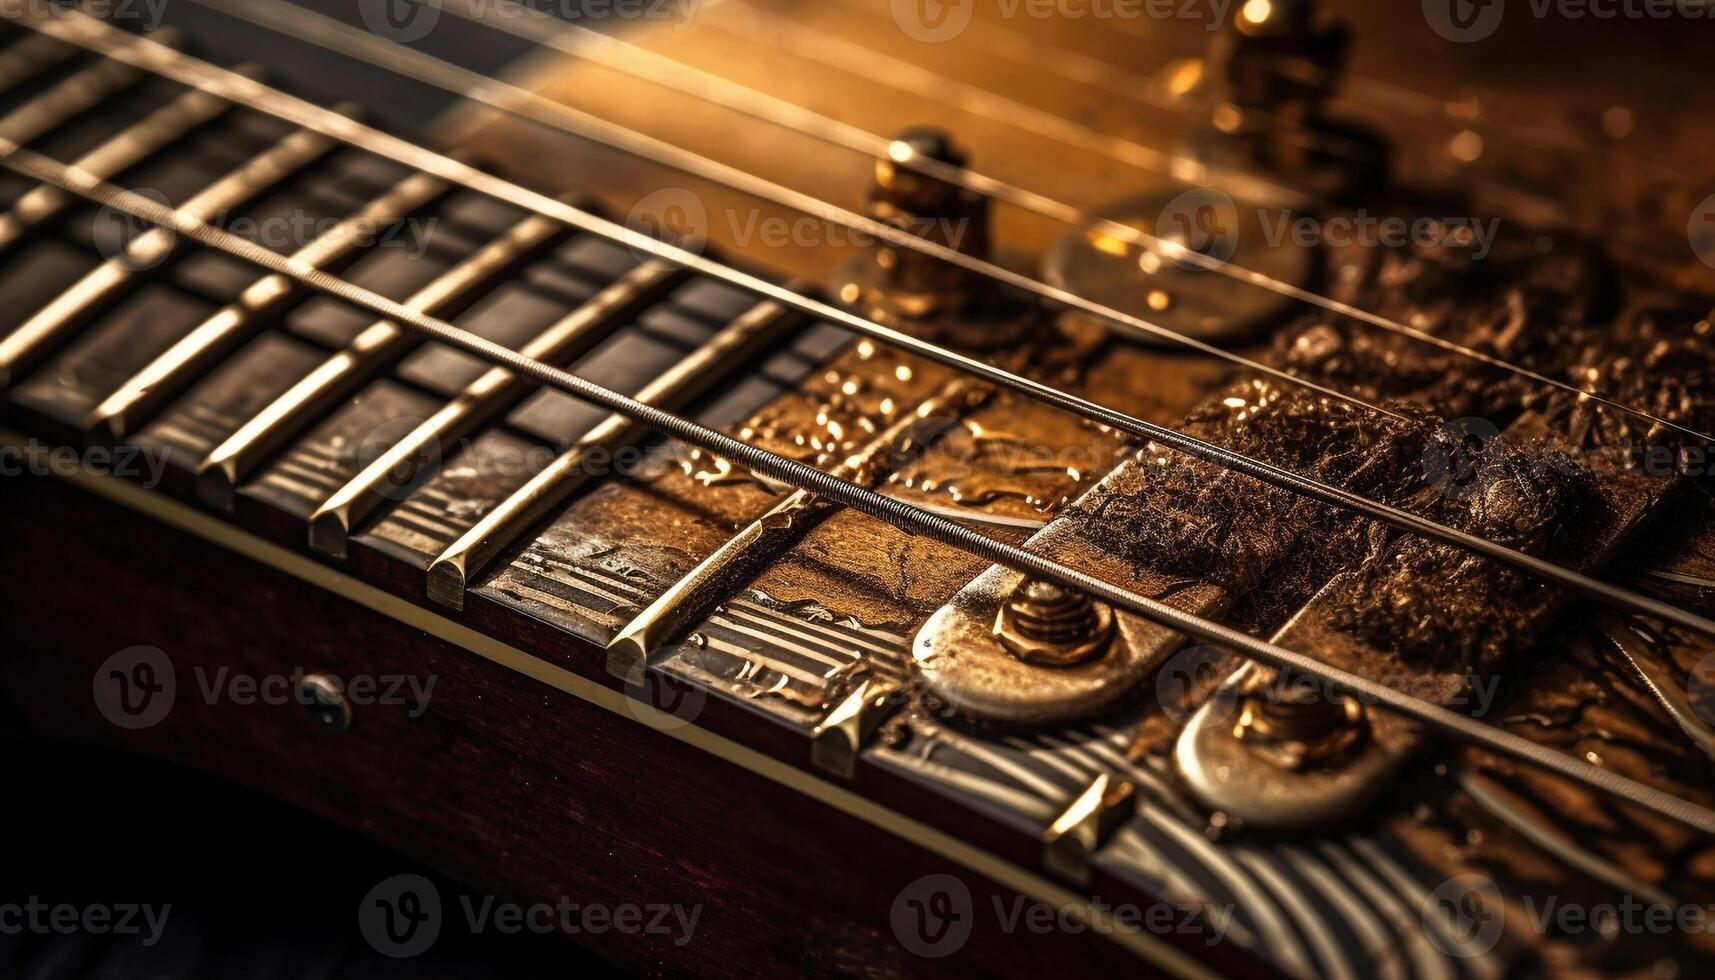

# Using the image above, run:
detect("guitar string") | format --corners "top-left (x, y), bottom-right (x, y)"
top-left (708, 0), bottom-right (1310, 202)
top-left (818, 0), bottom-right (1376, 162)
top-left (20, 5), bottom-right (1715, 837)
top-left (193, 0), bottom-right (1396, 421)
top-left (928, 0), bottom-right (1678, 262)
top-left (5, 135), bottom-right (1712, 838)
top-left (711, 0), bottom-right (1715, 440)
top-left (97, 0), bottom-right (1715, 651)
top-left (446, 0), bottom-right (1662, 286)
top-left (963, 0), bottom-right (1686, 263)
top-left (13, 5), bottom-right (1715, 782)
top-left (818, 0), bottom-right (1686, 257)
top-left (436, 0), bottom-right (1715, 448)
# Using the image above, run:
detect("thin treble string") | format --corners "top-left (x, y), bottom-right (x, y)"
top-left (441, 0), bottom-right (1715, 449)
top-left (818, 0), bottom-right (1374, 163)
top-left (832, 0), bottom-right (1653, 254)
top-left (706, 0), bottom-right (1715, 447)
top-left (20, 6), bottom-right (1715, 657)
top-left (692, 0), bottom-right (1307, 201)
top-left (5, 135), bottom-right (1711, 837)
top-left (202, 0), bottom-right (1401, 418)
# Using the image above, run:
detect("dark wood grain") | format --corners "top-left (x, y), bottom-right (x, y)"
top-left (0, 470), bottom-right (1264, 978)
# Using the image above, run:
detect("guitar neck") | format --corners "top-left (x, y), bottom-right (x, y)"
top-left (7, 11), bottom-right (1715, 980)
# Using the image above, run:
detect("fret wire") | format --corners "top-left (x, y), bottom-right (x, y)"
top-left (20, 6), bottom-right (1715, 651)
top-left (85, 170), bottom-right (452, 441)
top-left (6, 139), bottom-right (1709, 837)
top-left (431, 0), bottom-right (1712, 448)
top-left (605, 376), bottom-right (987, 682)
top-left (195, 210), bottom-right (566, 511)
top-left (0, 121), bottom-right (334, 388)
top-left (427, 298), bottom-right (804, 609)
top-left (307, 259), bottom-right (688, 558)
top-left (0, 72), bottom-right (237, 255)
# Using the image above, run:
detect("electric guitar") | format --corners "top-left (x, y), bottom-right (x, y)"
top-left (2, 2), bottom-right (1713, 977)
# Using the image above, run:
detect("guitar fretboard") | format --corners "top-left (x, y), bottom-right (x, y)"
top-left (0, 25), bottom-right (878, 629)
